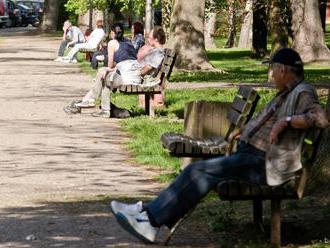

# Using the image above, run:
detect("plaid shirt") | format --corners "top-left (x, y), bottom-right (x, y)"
top-left (240, 91), bottom-right (327, 152)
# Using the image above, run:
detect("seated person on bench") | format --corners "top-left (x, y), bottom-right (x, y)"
top-left (64, 26), bottom-right (166, 118)
top-left (110, 48), bottom-right (329, 243)
top-left (60, 18), bottom-right (105, 63)
top-left (54, 20), bottom-right (85, 62)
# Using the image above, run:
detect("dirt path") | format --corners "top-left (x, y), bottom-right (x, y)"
top-left (0, 28), bottom-right (219, 248)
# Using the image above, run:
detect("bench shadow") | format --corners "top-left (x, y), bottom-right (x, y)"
top-left (0, 196), bottom-right (218, 247)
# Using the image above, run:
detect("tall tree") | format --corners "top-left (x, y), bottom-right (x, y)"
top-left (225, 0), bottom-right (237, 48)
top-left (252, 0), bottom-right (268, 57)
top-left (162, 0), bottom-right (174, 40)
top-left (291, 0), bottom-right (330, 62)
top-left (269, 0), bottom-right (292, 52)
top-left (168, 0), bottom-right (214, 70)
top-left (145, 0), bottom-right (153, 35)
top-left (204, 0), bottom-right (217, 49)
top-left (319, 0), bottom-right (327, 32)
top-left (41, 0), bottom-right (59, 32)
top-left (238, 0), bottom-right (253, 49)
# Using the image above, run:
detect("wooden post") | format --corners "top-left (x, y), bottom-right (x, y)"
top-left (271, 199), bottom-right (281, 248)
top-left (145, 94), bottom-right (155, 117)
top-left (181, 101), bottom-right (232, 169)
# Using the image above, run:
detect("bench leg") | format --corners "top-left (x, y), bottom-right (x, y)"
top-left (145, 94), bottom-right (155, 117)
top-left (271, 199), bottom-right (281, 248)
top-left (253, 199), bottom-right (264, 231)
top-left (164, 209), bottom-right (194, 245)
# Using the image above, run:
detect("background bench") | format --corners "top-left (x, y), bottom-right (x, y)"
top-left (118, 48), bottom-right (176, 117)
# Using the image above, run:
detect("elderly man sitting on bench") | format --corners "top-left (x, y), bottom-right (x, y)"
top-left (110, 48), bottom-right (329, 243)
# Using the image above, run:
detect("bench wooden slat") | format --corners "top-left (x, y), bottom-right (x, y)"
top-left (231, 96), bottom-right (253, 114)
top-left (237, 86), bottom-right (258, 100)
top-left (227, 109), bottom-right (247, 127)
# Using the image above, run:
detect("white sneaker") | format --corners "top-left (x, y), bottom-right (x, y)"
top-left (75, 100), bottom-right (95, 108)
top-left (110, 201), bottom-right (143, 216)
top-left (54, 57), bottom-right (64, 62)
top-left (114, 210), bottom-right (159, 243)
top-left (71, 58), bottom-right (78, 63)
top-left (95, 55), bottom-right (105, 61)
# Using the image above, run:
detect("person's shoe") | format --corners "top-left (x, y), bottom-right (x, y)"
top-left (91, 110), bottom-right (110, 118)
top-left (75, 100), bottom-right (95, 108)
top-left (71, 58), bottom-right (78, 63)
top-left (95, 55), bottom-right (105, 61)
top-left (54, 57), bottom-right (64, 62)
top-left (60, 57), bottom-right (71, 63)
top-left (114, 210), bottom-right (159, 243)
top-left (110, 201), bottom-right (143, 216)
top-left (63, 105), bottom-right (81, 114)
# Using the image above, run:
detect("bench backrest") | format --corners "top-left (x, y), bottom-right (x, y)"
top-left (157, 49), bottom-right (177, 87)
top-left (225, 86), bottom-right (260, 140)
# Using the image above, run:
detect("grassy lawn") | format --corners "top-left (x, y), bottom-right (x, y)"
top-left (109, 88), bottom-right (276, 181)
top-left (171, 24), bottom-right (330, 84)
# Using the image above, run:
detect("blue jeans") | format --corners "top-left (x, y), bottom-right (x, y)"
top-left (145, 142), bottom-right (266, 228)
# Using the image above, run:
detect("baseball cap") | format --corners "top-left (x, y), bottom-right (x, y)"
top-left (262, 48), bottom-right (303, 68)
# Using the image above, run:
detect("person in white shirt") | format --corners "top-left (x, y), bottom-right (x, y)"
top-left (54, 20), bottom-right (85, 62)
top-left (61, 19), bottom-right (105, 63)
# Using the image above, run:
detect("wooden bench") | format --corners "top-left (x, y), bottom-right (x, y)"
top-left (161, 87), bottom-right (327, 247)
top-left (161, 86), bottom-right (260, 158)
top-left (117, 48), bottom-right (176, 117)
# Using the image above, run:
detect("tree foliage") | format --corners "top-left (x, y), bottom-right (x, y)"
top-left (65, 0), bottom-right (159, 17)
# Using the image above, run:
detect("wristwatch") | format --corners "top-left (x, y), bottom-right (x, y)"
top-left (286, 116), bottom-right (292, 127)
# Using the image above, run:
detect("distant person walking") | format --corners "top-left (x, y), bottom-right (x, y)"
top-left (54, 20), bottom-right (85, 62)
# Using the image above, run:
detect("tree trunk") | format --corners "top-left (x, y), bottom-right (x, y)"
top-left (291, 0), bottom-right (330, 62)
top-left (238, 0), bottom-right (253, 49)
top-left (88, 0), bottom-right (93, 31)
top-left (319, 0), bottom-right (327, 32)
top-left (40, 0), bottom-right (59, 32)
top-left (225, 0), bottom-right (237, 48)
top-left (204, 0), bottom-right (217, 49)
top-left (269, 0), bottom-right (292, 53)
top-left (162, 0), bottom-right (174, 40)
top-left (252, 0), bottom-right (268, 57)
top-left (145, 0), bottom-right (153, 36)
top-left (167, 0), bottom-right (214, 70)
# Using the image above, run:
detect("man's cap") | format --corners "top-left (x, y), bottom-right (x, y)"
top-left (262, 48), bottom-right (303, 68)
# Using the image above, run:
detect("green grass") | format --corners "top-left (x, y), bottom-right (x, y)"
top-left (112, 88), bottom-right (275, 179)
top-left (171, 24), bottom-right (330, 84)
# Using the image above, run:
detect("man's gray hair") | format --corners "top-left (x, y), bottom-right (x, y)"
top-left (64, 20), bottom-right (72, 27)
top-left (272, 63), bottom-right (304, 80)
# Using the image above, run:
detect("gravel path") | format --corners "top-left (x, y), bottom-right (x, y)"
top-left (0, 28), bottom-right (200, 248)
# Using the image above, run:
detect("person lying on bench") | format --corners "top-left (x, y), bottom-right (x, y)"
top-left (64, 26), bottom-right (166, 118)
top-left (110, 48), bottom-right (329, 243)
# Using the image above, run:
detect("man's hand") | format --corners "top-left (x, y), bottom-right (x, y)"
top-left (269, 118), bottom-right (288, 144)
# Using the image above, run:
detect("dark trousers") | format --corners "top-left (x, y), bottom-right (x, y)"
top-left (146, 142), bottom-right (267, 228)
top-left (91, 50), bottom-right (108, 69)
top-left (58, 40), bottom-right (69, 57)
